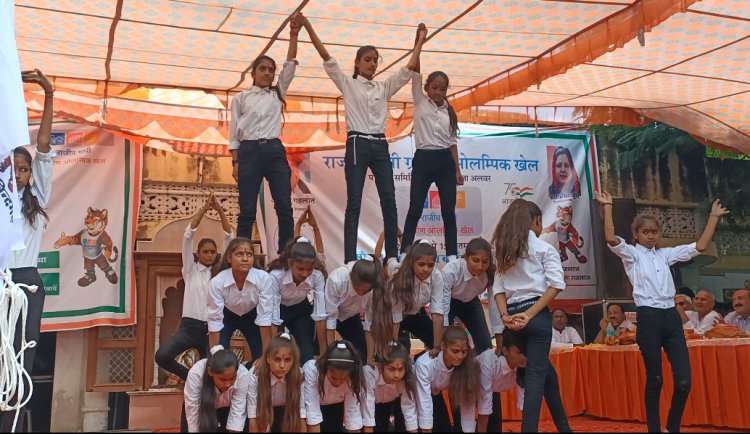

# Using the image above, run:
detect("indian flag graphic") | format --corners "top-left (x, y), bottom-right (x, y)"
top-left (511, 186), bottom-right (534, 198)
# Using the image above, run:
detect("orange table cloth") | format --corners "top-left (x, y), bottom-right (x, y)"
top-left (579, 338), bottom-right (750, 429)
top-left (500, 347), bottom-right (586, 421)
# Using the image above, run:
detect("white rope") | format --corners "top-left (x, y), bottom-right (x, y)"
top-left (0, 268), bottom-right (37, 432)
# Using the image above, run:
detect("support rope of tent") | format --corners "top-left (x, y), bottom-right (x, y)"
top-left (100, 0), bottom-right (125, 121)
top-left (0, 269), bottom-right (38, 433)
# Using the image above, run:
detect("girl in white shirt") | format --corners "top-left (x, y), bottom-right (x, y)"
top-left (414, 325), bottom-right (479, 433)
top-left (387, 240), bottom-right (445, 353)
top-left (156, 193), bottom-right (233, 382)
top-left (491, 199), bottom-right (571, 433)
top-left (401, 71), bottom-right (464, 257)
top-left (247, 333), bottom-right (305, 432)
top-left (597, 192), bottom-right (728, 433)
top-left (304, 340), bottom-right (364, 433)
top-left (267, 236), bottom-right (328, 363)
top-left (208, 237), bottom-right (274, 364)
top-left (362, 342), bottom-right (418, 433)
top-left (230, 12), bottom-right (301, 252)
top-left (2, 69), bottom-right (55, 433)
top-left (324, 255), bottom-right (392, 365)
top-left (441, 238), bottom-right (504, 355)
top-left (299, 14), bottom-right (426, 263)
top-left (184, 346), bottom-right (249, 433)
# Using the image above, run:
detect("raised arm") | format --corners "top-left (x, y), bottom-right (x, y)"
top-left (22, 69), bottom-right (53, 153)
top-left (596, 192), bottom-right (620, 246)
top-left (696, 199), bottom-right (729, 252)
top-left (299, 14), bottom-right (330, 61)
top-left (306, 207), bottom-right (325, 254)
top-left (405, 24), bottom-right (427, 72)
top-left (288, 12), bottom-right (301, 61)
top-left (211, 194), bottom-right (234, 235)
top-left (191, 193), bottom-right (213, 230)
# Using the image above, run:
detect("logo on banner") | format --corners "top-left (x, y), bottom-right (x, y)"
top-left (50, 133), bottom-right (65, 145)
top-left (511, 186), bottom-right (534, 198)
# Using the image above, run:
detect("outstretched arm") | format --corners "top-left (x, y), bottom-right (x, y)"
top-left (22, 69), bottom-right (53, 153)
top-left (287, 12), bottom-right (301, 61)
top-left (406, 24), bottom-right (427, 72)
top-left (300, 14), bottom-right (330, 61)
top-left (306, 207), bottom-right (325, 254)
top-left (596, 192), bottom-right (619, 246)
top-left (696, 199), bottom-right (729, 252)
top-left (191, 193), bottom-right (213, 230)
top-left (211, 194), bottom-right (234, 235)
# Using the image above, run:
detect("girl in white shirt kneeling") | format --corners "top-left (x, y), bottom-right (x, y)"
top-left (362, 342), bottom-right (418, 433)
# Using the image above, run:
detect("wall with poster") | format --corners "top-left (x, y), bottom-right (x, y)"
top-left (259, 126), bottom-right (599, 302)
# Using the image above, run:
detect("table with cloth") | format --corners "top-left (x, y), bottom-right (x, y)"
top-left (498, 338), bottom-right (750, 429)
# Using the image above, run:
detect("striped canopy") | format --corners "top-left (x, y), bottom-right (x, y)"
top-left (16, 0), bottom-right (750, 155)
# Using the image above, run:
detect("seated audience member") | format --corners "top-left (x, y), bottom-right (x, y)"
top-left (685, 290), bottom-right (723, 334)
top-left (675, 288), bottom-right (695, 311)
top-left (675, 294), bottom-right (696, 331)
top-left (724, 289), bottom-right (750, 333)
top-left (594, 303), bottom-right (635, 344)
top-left (551, 308), bottom-right (582, 345)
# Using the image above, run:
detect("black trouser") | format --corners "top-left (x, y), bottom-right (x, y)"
top-left (401, 148), bottom-right (458, 256)
top-left (219, 307), bottom-right (263, 364)
top-left (343, 133), bottom-right (398, 262)
top-left (180, 404), bottom-right (231, 432)
top-left (336, 314), bottom-right (366, 361)
top-left (237, 138), bottom-right (293, 253)
top-left (0, 267), bottom-right (45, 433)
top-left (449, 297), bottom-right (491, 354)
top-left (320, 402), bottom-right (345, 433)
top-left (279, 299), bottom-right (315, 363)
top-left (506, 302), bottom-right (570, 433)
top-left (636, 306), bottom-right (691, 433)
top-left (486, 392), bottom-right (503, 433)
top-left (374, 398), bottom-right (408, 433)
top-left (399, 307), bottom-right (435, 352)
top-left (154, 317), bottom-right (208, 381)
top-left (432, 392), bottom-right (462, 432)
top-left (270, 405), bottom-right (285, 432)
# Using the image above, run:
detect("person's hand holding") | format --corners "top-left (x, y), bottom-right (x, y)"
top-left (596, 191), bottom-right (613, 206)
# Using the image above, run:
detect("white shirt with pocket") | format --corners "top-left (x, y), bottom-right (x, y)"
top-left (269, 267), bottom-right (327, 326)
top-left (324, 262), bottom-right (373, 330)
top-left (302, 359), bottom-right (362, 430)
top-left (361, 365), bottom-right (418, 430)
top-left (386, 258), bottom-right (446, 321)
top-left (181, 224), bottom-right (233, 322)
top-left (551, 326), bottom-right (583, 345)
top-left (414, 351), bottom-right (476, 432)
top-left (476, 349), bottom-right (517, 415)
top-left (411, 71), bottom-right (456, 150)
top-left (207, 267), bottom-right (275, 333)
top-left (442, 257), bottom-right (504, 334)
top-left (184, 359), bottom-right (249, 432)
top-left (246, 366), bottom-right (305, 424)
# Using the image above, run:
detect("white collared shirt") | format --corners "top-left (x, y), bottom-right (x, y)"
top-left (477, 349), bottom-right (517, 415)
top-left (10, 146), bottom-right (55, 269)
top-left (246, 366), bottom-right (306, 421)
top-left (724, 311), bottom-right (750, 333)
top-left (411, 71), bottom-right (456, 150)
top-left (493, 231), bottom-right (566, 305)
top-left (615, 319), bottom-right (637, 333)
top-left (302, 359), bottom-right (362, 430)
top-left (362, 365), bottom-right (418, 430)
top-left (184, 359), bottom-right (249, 433)
top-left (229, 59), bottom-right (297, 149)
top-left (386, 258), bottom-right (446, 321)
top-left (269, 268), bottom-right (327, 326)
top-left (414, 351), bottom-right (476, 432)
top-left (608, 237), bottom-right (700, 309)
top-left (323, 57), bottom-right (412, 134)
top-left (684, 310), bottom-right (722, 334)
top-left (442, 257), bottom-right (504, 334)
top-left (551, 326), bottom-right (583, 345)
top-left (207, 268), bottom-right (275, 332)
top-left (324, 262), bottom-right (373, 330)
top-left (181, 224), bottom-right (233, 322)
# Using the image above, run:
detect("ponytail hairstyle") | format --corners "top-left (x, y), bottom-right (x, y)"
top-left (352, 46), bottom-right (379, 79)
top-left (251, 55), bottom-right (287, 117)
top-left (316, 340), bottom-right (363, 403)
top-left (492, 199), bottom-right (542, 274)
top-left (441, 325), bottom-right (479, 409)
top-left (195, 238), bottom-right (220, 268)
top-left (13, 146), bottom-right (48, 228)
top-left (425, 71), bottom-right (459, 138)
top-left (631, 214), bottom-right (661, 245)
top-left (214, 237), bottom-right (255, 276)
top-left (198, 349), bottom-right (240, 432)
top-left (464, 237), bottom-right (495, 289)
top-left (391, 240), bottom-right (437, 315)
top-left (351, 255), bottom-right (392, 359)
top-left (256, 333), bottom-right (303, 432)
top-left (267, 236), bottom-right (328, 278)
top-left (378, 341), bottom-right (416, 400)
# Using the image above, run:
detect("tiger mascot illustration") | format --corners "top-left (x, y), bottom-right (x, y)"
top-left (54, 207), bottom-right (119, 286)
top-left (542, 205), bottom-right (587, 264)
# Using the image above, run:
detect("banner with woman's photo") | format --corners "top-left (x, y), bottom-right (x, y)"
top-left (259, 125), bottom-right (599, 302)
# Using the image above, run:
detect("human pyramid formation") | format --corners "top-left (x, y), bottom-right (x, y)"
top-left (6, 11), bottom-right (737, 434)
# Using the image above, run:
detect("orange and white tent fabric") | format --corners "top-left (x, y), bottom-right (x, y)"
top-left (15, 0), bottom-right (750, 155)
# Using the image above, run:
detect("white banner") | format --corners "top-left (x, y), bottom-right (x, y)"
top-left (261, 126), bottom-right (599, 302)
top-left (36, 123), bottom-right (141, 331)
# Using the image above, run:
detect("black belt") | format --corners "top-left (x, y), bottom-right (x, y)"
top-left (507, 296), bottom-right (541, 314)
top-left (241, 138), bottom-right (280, 145)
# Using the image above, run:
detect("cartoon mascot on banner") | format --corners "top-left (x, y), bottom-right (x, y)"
top-left (54, 207), bottom-right (119, 286)
top-left (542, 205), bottom-right (587, 264)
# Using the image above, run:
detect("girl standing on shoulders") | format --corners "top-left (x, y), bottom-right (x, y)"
top-left (208, 237), bottom-right (274, 364)
top-left (247, 333), bottom-right (306, 432)
top-left (184, 346), bottom-right (249, 433)
top-left (491, 199), bottom-right (571, 433)
top-left (230, 12), bottom-right (302, 252)
top-left (299, 13), bottom-right (427, 263)
top-left (596, 191), bottom-right (728, 433)
top-left (362, 341), bottom-right (418, 433)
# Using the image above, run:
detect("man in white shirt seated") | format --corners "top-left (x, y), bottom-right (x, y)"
top-left (551, 308), bottom-right (583, 345)
top-left (684, 290), bottom-right (723, 334)
top-left (594, 303), bottom-right (636, 344)
top-left (724, 289), bottom-right (750, 333)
